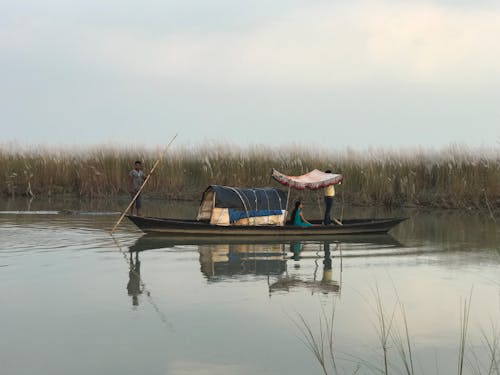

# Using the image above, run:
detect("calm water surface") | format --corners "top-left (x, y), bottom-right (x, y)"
top-left (0, 198), bottom-right (499, 375)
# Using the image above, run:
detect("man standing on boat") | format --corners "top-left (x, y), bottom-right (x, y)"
top-left (129, 160), bottom-right (144, 216)
top-left (323, 170), bottom-right (341, 225)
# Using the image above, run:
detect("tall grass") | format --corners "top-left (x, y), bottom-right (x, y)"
top-left (1, 142), bottom-right (500, 209)
top-left (291, 307), bottom-right (339, 375)
top-left (458, 292), bottom-right (473, 375)
top-left (295, 291), bottom-right (500, 374)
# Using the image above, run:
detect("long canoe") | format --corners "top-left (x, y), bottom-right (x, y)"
top-left (126, 215), bottom-right (407, 236)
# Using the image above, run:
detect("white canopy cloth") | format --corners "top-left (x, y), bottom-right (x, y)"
top-left (271, 169), bottom-right (343, 190)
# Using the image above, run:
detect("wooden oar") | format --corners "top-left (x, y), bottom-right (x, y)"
top-left (110, 134), bottom-right (178, 234)
top-left (332, 216), bottom-right (343, 226)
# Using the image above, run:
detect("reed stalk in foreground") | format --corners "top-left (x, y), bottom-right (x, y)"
top-left (290, 305), bottom-right (339, 375)
top-left (372, 286), bottom-right (397, 374)
top-left (458, 292), bottom-right (473, 375)
top-left (467, 325), bottom-right (500, 375)
top-left (294, 290), bottom-right (499, 374)
top-left (481, 323), bottom-right (500, 375)
top-left (390, 303), bottom-right (415, 375)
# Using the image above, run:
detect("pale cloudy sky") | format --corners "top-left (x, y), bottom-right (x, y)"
top-left (1, 0), bottom-right (500, 149)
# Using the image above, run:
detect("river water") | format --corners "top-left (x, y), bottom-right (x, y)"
top-left (0, 197), bottom-right (499, 375)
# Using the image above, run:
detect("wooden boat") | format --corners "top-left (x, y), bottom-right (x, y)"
top-left (126, 215), bottom-right (407, 236)
top-left (126, 170), bottom-right (408, 237)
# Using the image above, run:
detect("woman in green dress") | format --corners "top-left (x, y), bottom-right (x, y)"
top-left (291, 200), bottom-right (313, 227)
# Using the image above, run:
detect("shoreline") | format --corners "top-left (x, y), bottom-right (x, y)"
top-left (2, 192), bottom-right (498, 214)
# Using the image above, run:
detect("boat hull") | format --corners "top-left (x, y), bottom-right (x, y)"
top-left (126, 215), bottom-right (407, 237)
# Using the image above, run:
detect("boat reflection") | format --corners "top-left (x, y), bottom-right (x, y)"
top-left (129, 233), bottom-right (403, 251)
top-left (127, 233), bottom-right (404, 298)
top-left (199, 243), bottom-right (287, 279)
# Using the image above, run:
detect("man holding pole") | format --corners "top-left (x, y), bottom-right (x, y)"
top-left (110, 134), bottom-right (177, 234)
top-left (129, 160), bottom-right (144, 216)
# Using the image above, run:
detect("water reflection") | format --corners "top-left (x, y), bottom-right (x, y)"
top-left (128, 234), bottom-right (405, 297)
top-left (129, 233), bottom-right (404, 251)
top-left (198, 243), bottom-right (287, 279)
top-left (119, 248), bottom-right (173, 328)
top-left (127, 252), bottom-right (143, 306)
top-left (269, 241), bottom-right (341, 295)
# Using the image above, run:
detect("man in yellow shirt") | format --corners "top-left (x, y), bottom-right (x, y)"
top-left (323, 170), bottom-right (341, 225)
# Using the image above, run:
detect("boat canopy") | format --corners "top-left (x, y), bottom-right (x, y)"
top-left (271, 169), bottom-right (343, 190)
top-left (197, 185), bottom-right (287, 226)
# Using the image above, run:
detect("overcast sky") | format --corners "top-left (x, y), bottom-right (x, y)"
top-left (1, 0), bottom-right (500, 149)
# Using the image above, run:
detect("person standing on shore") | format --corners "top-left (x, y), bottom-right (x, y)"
top-left (129, 160), bottom-right (144, 216)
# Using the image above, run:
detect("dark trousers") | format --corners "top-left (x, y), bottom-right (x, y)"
top-left (130, 192), bottom-right (142, 209)
top-left (324, 196), bottom-right (333, 224)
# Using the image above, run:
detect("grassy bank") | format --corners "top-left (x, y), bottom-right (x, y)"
top-left (2, 143), bottom-right (500, 210)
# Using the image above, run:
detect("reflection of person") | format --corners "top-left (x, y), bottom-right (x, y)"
top-left (291, 200), bottom-right (313, 227)
top-left (129, 160), bottom-right (144, 216)
top-left (290, 241), bottom-right (302, 261)
top-left (127, 252), bottom-right (143, 306)
top-left (322, 243), bottom-right (332, 282)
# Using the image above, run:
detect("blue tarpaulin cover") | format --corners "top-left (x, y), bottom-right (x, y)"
top-left (200, 185), bottom-right (287, 211)
top-left (228, 209), bottom-right (284, 223)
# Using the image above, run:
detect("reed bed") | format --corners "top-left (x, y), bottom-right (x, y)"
top-left (1, 142), bottom-right (500, 209)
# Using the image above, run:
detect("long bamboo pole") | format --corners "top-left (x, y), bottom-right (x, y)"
top-left (110, 134), bottom-right (178, 234)
top-left (283, 185), bottom-right (291, 226)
